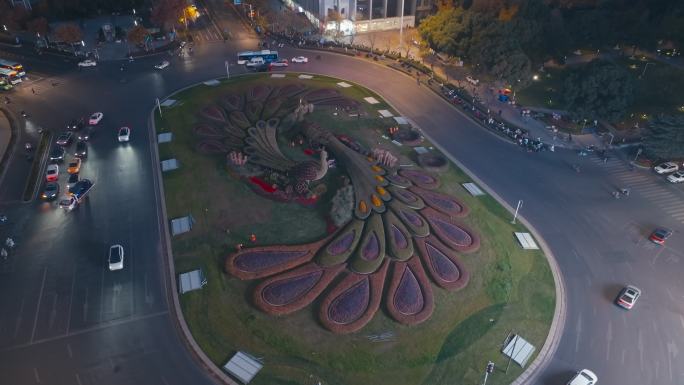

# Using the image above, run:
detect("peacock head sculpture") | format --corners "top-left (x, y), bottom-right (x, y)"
top-left (194, 81), bottom-right (481, 333)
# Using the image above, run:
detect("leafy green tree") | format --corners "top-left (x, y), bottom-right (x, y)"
top-left (643, 115), bottom-right (684, 159)
top-left (562, 60), bottom-right (635, 122)
top-left (418, 6), bottom-right (472, 57)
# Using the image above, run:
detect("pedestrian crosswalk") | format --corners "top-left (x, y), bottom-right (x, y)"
top-left (190, 27), bottom-right (224, 43)
top-left (588, 156), bottom-right (684, 223)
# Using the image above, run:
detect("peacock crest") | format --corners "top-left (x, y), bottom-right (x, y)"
top-left (194, 82), bottom-right (480, 333)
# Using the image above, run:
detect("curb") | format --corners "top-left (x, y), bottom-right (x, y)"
top-left (0, 108), bottom-right (18, 188)
top-left (22, 130), bottom-right (51, 203)
top-left (150, 70), bottom-right (565, 385)
top-left (148, 81), bottom-right (239, 385)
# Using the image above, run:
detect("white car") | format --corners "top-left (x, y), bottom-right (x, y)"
top-left (567, 369), bottom-right (598, 385)
top-left (269, 59), bottom-right (289, 67)
top-left (46, 163), bottom-right (59, 181)
top-left (108, 244), bottom-right (124, 271)
top-left (667, 171), bottom-right (684, 183)
top-left (291, 56), bottom-right (308, 63)
top-left (118, 126), bottom-right (130, 142)
top-left (78, 59), bottom-right (97, 67)
top-left (155, 60), bottom-right (170, 70)
top-left (616, 285), bottom-right (641, 310)
top-left (654, 162), bottom-right (679, 174)
top-left (88, 112), bottom-right (103, 125)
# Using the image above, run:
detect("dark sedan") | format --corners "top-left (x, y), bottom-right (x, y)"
top-left (75, 141), bottom-right (88, 158)
top-left (78, 126), bottom-right (94, 141)
top-left (41, 182), bottom-right (60, 201)
top-left (56, 132), bottom-right (73, 146)
top-left (49, 146), bottom-right (65, 162)
top-left (67, 117), bottom-right (85, 131)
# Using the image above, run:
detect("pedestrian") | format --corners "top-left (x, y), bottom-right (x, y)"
top-left (31, 88), bottom-right (35, 94)
top-left (603, 157), bottom-right (608, 164)
top-left (416, 74), bottom-right (420, 85)
top-left (568, 133), bottom-right (572, 142)
top-left (550, 144), bottom-right (555, 152)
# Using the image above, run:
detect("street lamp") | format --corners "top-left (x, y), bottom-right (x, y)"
top-left (133, 8), bottom-right (136, 15)
top-left (532, 74), bottom-right (539, 81)
top-left (81, 40), bottom-right (85, 46)
top-left (398, 0), bottom-right (404, 55)
top-left (2, 25), bottom-right (7, 32)
top-left (639, 62), bottom-right (653, 78)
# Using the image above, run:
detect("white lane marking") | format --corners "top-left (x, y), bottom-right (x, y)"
top-left (34, 367), bottom-right (40, 383)
top-left (606, 320), bottom-right (612, 361)
top-left (30, 267), bottom-right (48, 343)
top-left (66, 263), bottom-right (77, 333)
top-left (75, 373), bottom-right (82, 385)
top-left (575, 314), bottom-right (583, 353)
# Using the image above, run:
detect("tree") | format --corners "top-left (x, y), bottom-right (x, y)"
top-left (643, 115), bottom-right (684, 159)
top-left (326, 10), bottom-right (344, 38)
top-left (562, 60), bottom-right (635, 122)
top-left (402, 28), bottom-right (418, 58)
top-left (26, 17), bottom-right (49, 37)
top-left (127, 25), bottom-right (149, 50)
top-left (367, 30), bottom-right (378, 53)
top-left (151, 0), bottom-right (187, 31)
top-left (54, 23), bottom-right (83, 53)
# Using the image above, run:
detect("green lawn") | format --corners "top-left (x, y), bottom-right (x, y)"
top-left (157, 74), bottom-right (555, 385)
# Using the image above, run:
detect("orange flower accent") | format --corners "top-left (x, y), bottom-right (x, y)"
top-left (376, 186), bottom-right (387, 196)
top-left (359, 200), bottom-right (368, 213)
top-left (371, 194), bottom-right (382, 207)
top-left (374, 175), bottom-right (385, 183)
top-left (371, 165), bottom-right (382, 173)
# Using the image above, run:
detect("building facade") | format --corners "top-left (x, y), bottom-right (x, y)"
top-left (283, 0), bottom-right (430, 34)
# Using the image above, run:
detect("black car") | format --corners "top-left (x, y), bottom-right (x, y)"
top-left (78, 126), bottom-right (94, 141)
top-left (56, 132), bottom-right (73, 146)
top-left (41, 182), bottom-right (60, 201)
top-left (49, 146), bottom-right (65, 162)
top-left (75, 141), bottom-right (88, 158)
top-left (67, 117), bottom-right (85, 131)
top-left (69, 179), bottom-right (93, 200)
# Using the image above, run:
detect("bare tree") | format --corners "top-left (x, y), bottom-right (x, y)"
top-left (327, 10), bottom-right (344, 39)
top-left (402, 28), bottom-right (418, 58)
top-left (54, 23), bottom-right (83, 53)
top-left (367, 30), bottom-right (378, 53)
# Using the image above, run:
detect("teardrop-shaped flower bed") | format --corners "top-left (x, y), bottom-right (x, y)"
top-left (319, 260), bottom-right (388, 334)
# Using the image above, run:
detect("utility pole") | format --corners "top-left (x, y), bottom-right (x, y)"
top-left (225, 61), bottom-right (230, 79)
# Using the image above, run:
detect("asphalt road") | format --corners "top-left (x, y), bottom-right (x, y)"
top-left (1, 10), bottom-right (684, 385)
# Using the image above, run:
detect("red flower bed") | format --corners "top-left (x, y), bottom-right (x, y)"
top-left (249, 176), bottom-right (277, 193)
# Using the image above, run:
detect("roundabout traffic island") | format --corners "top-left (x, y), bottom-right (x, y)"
top-left (156, 73), bottom-right (555, 385)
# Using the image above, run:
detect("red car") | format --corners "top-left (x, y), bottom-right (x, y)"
top-left (649, 228), bottom-right (672, 245)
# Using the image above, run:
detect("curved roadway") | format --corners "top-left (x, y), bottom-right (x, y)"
top-left (1, 22), bottom-right (683, 385)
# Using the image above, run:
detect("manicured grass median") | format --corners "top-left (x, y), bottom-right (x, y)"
top-left (157, 74), bottom-right (555, 385)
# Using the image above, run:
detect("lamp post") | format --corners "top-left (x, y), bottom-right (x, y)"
top-left (398, 0), bottom-right (404, 55)
top-left (511, 200), bottom-right (523, 224)
top-left (639, 62), bottom-right (653, 78)
top-left (225, 61), bottom-right (230, 79)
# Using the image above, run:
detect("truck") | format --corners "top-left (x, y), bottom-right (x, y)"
top-left (59, 179), bottom-right (94, 211)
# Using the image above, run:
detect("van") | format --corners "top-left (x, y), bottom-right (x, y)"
top-left (245, 57), bottom-right (265, 67)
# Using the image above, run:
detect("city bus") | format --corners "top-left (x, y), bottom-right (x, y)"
top-left (0, 59), bottom-right (26, 77)
top-left (237, 50), bottom-right (278, 65)
top-left (0, 68), bottom-right (21, 85)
